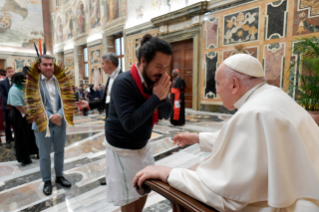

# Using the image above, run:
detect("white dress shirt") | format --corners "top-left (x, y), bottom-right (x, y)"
top-left (105, 67), bottom-right (121, 104)
top-left (41, 75), bottom-right (58, 114)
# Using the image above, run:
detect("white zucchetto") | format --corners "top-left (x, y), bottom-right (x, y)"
top-left (223, 54), bottom-right (264, 77)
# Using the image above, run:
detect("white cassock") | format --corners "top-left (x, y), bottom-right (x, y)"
top-left (168, 83), bottom-right (319, 212)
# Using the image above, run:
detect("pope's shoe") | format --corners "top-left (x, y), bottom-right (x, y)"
top-left (43, 181), bottom-right (52, 196)
top-left (55, 176), bottom-right (71, 187)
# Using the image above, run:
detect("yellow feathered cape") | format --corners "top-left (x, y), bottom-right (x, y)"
top-left (23, 59), bottom-right (77, 135)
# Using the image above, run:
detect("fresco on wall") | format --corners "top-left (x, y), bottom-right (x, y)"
top-left (56, 16), bottom-right (63, 43)
top-left (105, 0), bottom-right (119, 23)
top-left (204, 52), bottom-right (218, 99)
top-left (223, 46), bottom-right (258, 60)
top-left (126, 0), bottom-right (203, 28)
top-left (91, 49), bottom-right (101, 65)
top-left (92, 67), bottom-right (102, 85)
top-left (223, 7), bottom-right (259, 46)
top-left (265, 0), bottom-right (287, 40)
top-left (263, 43), bottom-right (285, 88)
top-left (205, 18), bottom-right (219, 49)
top-left (65, 54), bottom-right (74, 70)
top-left (120, 0), bottom-right (127, 16)
top-left (90, 0), bottom-right (101, 29)
top-left (76, 2), bottom-right (85, 34)
top-left (294, 0), bottom-right (319, 35)
top-left (65, 9), bottom-right (74, 39)
top-left (0, 0), bottom-right (44, 48)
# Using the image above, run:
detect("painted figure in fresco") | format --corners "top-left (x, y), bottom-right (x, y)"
top-left (121, 1), bottom-right (127, 16)
top-left (136, 6), bottom-right (144, 19)
top-left (106, 0), bottom-right (119, 23)
top-left (66, 12), bottom-right (73, 39)
top-left (0, 0), bottom-right (28, 33)
top-left (152, 0), bottom-right (162, 10)
top-left (90, 0), bottom-right (100, 28)
top-left (92, 68), bottom-right (102, 85)
top-left (77, 3), bottom-right (85, 34)
top-left (56, 17), bottom-right (63, 43)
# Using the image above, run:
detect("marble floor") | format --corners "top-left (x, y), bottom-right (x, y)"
top-left (0, 110), bottom-right (232, 212)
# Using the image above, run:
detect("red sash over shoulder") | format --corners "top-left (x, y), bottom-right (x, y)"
top-left (130, 63), bottom-right (159, 127)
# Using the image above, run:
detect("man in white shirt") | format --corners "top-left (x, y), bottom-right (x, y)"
top-left (133, 54), bottom-right (319, 212)
top-left (77, 53), bottom-right (122, 185)
top-left (33, 55), bottom-right (71, 196)
top-left (0, 67), bottom-right (15, 148)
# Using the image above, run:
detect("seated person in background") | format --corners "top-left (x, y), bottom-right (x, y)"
top-left (7, 70), bottom-right (38, 166)
top-left (134, 54), bottom-right (319, 212)
top-left (89, 84), bottom-right (101, 101)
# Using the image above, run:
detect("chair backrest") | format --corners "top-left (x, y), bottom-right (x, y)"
top-left (136, 180), bottom-right (219, 212)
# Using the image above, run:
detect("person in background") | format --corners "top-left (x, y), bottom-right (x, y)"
top-left (7, 69), bottom-right (38, 166)
top-left (89, 84), bottom-right (101, 101)
top-left (0, 69), bottom-right (5, 146)
top-left (170, 69), bottom-right (186, 126)
top-left (0, 67), bottom-right (14, 149)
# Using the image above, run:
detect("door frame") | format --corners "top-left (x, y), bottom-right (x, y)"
top-left (159, 25), bottom-right (202, 111)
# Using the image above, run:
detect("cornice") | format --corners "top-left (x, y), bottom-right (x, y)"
top-left (151, 1), bottom-right (208, 27)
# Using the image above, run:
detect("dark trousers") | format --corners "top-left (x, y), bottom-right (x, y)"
top-left (105, 104), bottom-right (109, 120)
top-left (82, 108), bottom-right (88, 116)
top-left (3, 109), bottom-right (12, 143)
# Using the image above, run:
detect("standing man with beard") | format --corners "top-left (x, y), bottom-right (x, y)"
top-left (76, 34), bottom-right (173, 212)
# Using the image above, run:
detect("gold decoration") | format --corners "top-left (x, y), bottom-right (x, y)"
top-left (23, 59), bottom-right (77, 133)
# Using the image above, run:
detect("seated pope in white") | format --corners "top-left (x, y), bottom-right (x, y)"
top-left (133, 54), bottom-right (319, 212)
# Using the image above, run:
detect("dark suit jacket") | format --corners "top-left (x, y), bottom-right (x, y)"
top-left (0, 78), bottom-right (11, 110)
top-left (89, 69), bottom-right (122, 113)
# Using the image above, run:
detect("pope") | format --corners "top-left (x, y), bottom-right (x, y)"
top-left (133, 54), bottom-right (319, 212)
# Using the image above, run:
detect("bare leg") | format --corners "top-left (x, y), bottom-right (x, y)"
top-left (121, 196), bottom-right (148, 212)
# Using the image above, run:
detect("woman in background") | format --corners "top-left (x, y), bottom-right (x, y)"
top-left (7, 69), bottom-right (38, 166)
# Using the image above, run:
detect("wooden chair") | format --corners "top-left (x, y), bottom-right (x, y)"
top-left (136, 180), bottom-right (219, 212)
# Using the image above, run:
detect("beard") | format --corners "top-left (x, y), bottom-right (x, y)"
top-left (142, 64), bottom-right (162, 87)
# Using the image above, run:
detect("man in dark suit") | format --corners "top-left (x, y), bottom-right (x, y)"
top-left (88, 53), bottom-right (122, 119)
top-left (0, 67), bottom-right (15, 148)
top-left (76, 52), bottom-right (122, 185)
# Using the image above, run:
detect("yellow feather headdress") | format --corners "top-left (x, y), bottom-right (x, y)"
top-left (23, 58), bottom-right (77, 134)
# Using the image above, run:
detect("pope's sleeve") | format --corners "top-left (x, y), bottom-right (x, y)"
top-left (168, 168), bottom-right (248, 212)
top-left (199, 131), bottom-right (220, 152)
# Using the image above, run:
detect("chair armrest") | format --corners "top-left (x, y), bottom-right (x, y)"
top-left (136, 180), bottom-right (219, 212)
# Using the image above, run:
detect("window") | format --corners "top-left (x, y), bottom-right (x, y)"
top-left (114, 36), bottom-right (125, 71)
top-left (56, 0), bottom-right (60, 6)
top-left (84, 47), bottom-right (89, 78)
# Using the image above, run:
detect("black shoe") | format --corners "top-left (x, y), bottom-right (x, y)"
top-left (43, 181), bottom-right (52, 196)
top-left (5, 143), bottom-right (11, 149)
top-left (55, 176), bottom-right (71, 187)
top-left (100, 179), bottom-right (106, 185)
top-left (21, 159), bottom-right (32, 166)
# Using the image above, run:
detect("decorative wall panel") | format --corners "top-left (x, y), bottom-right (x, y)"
top-left (204, 52), bottom-right (218, 99)
top-left (263, 43), bottom-right (285, 87)
top-left (265, 0), bottom-right (288, 40)
top-left (223, 7), bottom-right (260, 46)
top-left (205, 18), bottom-right (219, 49)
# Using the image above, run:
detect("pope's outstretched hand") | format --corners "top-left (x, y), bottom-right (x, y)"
top-left (173, 132), bottom-right (199, 147)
